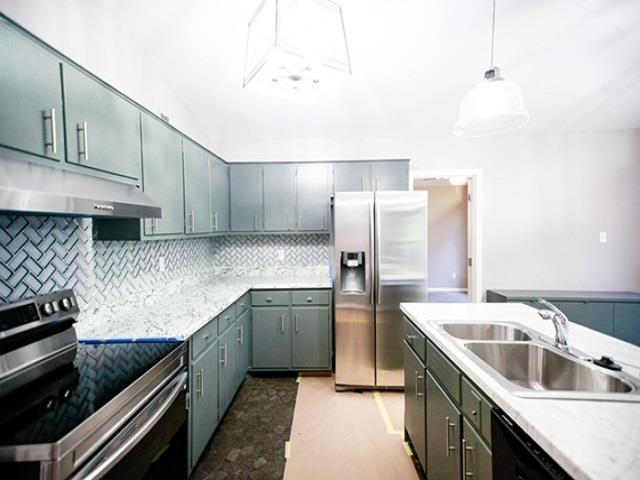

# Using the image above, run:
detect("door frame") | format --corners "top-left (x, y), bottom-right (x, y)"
top-left (410, 169), bottom-right (483, 303)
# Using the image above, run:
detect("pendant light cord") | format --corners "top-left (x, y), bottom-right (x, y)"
top-left (490, 0), bottom-right (496, 66)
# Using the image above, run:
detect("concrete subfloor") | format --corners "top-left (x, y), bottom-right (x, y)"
top-left (284, 375), bottom-right (420, 480)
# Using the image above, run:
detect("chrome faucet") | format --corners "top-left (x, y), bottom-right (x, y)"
top-left (536, 298), bottom-right (570, 351)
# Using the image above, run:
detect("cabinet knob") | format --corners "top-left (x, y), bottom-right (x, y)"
top-left (306, 297), bottom-right (313, 302)
top-left (266, 297), bottom-right (272, 303)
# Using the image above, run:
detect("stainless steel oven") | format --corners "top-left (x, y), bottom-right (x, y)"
top-left (0, 339), bottom-right (189, 480)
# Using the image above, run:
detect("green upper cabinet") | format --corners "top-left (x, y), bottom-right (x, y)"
top-left (333, 162), bottom-right (371, 192)
top-left (0, 18), bottom-right (64, 162)
top-left (210, 157), bottom-right (230, 233)
top-left (141, 114), bottom-right (185, 236)
top-left (264, 164), bottom-right (296, 232)
top-left (183, 141), bottom-right (212, 234)
top-left (230, 164), bottom-right (263, 232)
top-left (371, 160), bottom-right (409, 191)
top-left (63, 64), bottom-right (141, 179)
top-left (296, 163), bottom-right (332, 232)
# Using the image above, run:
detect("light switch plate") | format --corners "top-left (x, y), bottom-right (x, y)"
top-left (277, 249), bottom-right (285, 261)
top-left (159, 256), bottom-right (166, 272)
top-left (599, 232), bottom-right (608, 243)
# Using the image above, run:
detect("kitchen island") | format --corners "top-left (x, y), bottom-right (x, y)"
top-left (400, 302), bottom-right (640, 480)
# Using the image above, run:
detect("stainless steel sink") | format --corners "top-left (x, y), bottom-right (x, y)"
top-left (441, 322), bottom-right (533, 341)
top-left (464, 341), bottom-right (640, 400)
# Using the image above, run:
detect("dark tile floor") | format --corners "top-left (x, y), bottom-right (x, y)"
top-left (192, 374), bottom-right (298, 480)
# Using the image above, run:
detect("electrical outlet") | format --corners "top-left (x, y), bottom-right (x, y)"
top-left (159, 256), bottom-right (166, 272)
top-left (452, 272), bottom-right (457, 279)
top-left (599, 232), bottom-right (608, 244)
top-left (277, 249), bottom-right (285, 261)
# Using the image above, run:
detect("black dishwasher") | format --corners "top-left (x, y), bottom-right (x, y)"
top-left (491, 409), bottom-right (573, 480)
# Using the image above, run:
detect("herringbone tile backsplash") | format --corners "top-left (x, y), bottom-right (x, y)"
top-left (0, 215), bottom-right (330, 309)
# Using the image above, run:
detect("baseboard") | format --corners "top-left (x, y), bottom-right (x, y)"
top-left (428, 288), bottom-right (468, 293)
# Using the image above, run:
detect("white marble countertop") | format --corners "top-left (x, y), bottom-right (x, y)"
top-left (77, 269), bottom-right (331, 342)
top-left (400, 302), bottom-right (640, 480)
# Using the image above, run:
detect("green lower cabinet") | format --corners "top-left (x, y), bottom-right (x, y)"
top-left (291, 307), bottom-right (330, 369)
top-left (425, 370), bottom-right (461, 480)
top-left (190, 340), bottom-right (219, 470)
top-left (252, 307), bottom-right (291, 369)
top-left (219, 325), bottom-right (238, 415)
top-left (614, 304), bottom-right (640, 345)
top-left (552, 301), bottom-right (614, 336)
top-left (404, 342), bottom-right (426, 471)
top-left (235, 310), bottom-right (252, 388)
top-left (462, 418), bottom-right (492, 480)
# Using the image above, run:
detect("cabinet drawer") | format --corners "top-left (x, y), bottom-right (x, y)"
top-left (252, 290), bottom-right (290, 306)
top-left (427, 340), bottom-right (461, 403)
top-left (461, 377), bottom-right (492, 445)
top-left (192, 318), bottom-right (218, 360)
top-left (217, 305), bottom-right (236, 334)
top-left (291, 290), bottom-right (330, 305)
top-left (404, 317), bottom-right (426, 363)
top-left (235, 292), bottom-right (251, 318)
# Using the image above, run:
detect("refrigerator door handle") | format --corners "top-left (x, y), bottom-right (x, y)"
top-left (369, 200), bottom-right (375, 305)
top-left (374, 200), bottom-right (381, 305)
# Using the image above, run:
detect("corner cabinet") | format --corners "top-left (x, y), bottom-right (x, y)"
top-left (0, 17), bottom-right (65, 162)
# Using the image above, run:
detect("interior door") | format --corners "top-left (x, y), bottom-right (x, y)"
top-left (375, 191), bottom-right (428, 387)
top-left (466, 177), bottom-right (475, 301)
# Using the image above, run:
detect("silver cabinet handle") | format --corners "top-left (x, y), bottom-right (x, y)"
top-left (195, 369), bottom-right (203, 397)
top-left (361, 175), bottom-right (365, 191)
top-left (321, 213), bottom-right (326, 231)
top-left (280, 315), bottom-right (285, 334)
top-left (266, 297), bottom-right (272, 303)
top-left (187, 210), bottom-right (195, 233)
top-left (200, 368), bottom-right (205, 397)
top-left (43, 108), bottom-right (57, 154)
top-left (415, 371), bottom-right (424, 399)
top-left (294, 314), bottom-right (299, 333)
top-left (220, 344), bottom-right (227, 365)
top-left (77, 121), bottom-right (89, 161)
top-left (237, 325), bottom-right (242, 344)
top-left (240, 325), bottom-right (244, 345)
top-left (151, 218), bottom-right (158, 233)
top-left (462, 438), bottom-right (474, 478)
top-left (445, 416), bottom-right (456, 456)
top-left (214, 212), bottom-right (218, 231)
top-left (406, 334), bottom-right (417, 342)
top-left (306, 297), bottom-right (313, 303)
top-left (254, 213), bottom-right (259, 230)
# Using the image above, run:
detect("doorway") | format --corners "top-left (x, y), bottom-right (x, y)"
top-left (412, 170), bottom-right (482, 303)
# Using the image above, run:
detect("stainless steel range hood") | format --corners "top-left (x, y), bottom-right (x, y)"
top-left (0, 157), bottom-right (161, 218)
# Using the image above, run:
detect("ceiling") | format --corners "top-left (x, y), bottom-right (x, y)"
top-left (70, 1), bottom-right (640, 141)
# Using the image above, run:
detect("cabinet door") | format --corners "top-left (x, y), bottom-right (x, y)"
top-left (219, 325), bottom-right (238, 415)
top-left (252, 307), bottom-right (291, 368)
top-left (235, 309), bottom-right (252, 386)
top-left (183, 141), bottom-right (211, 234)
top-left (333, 162), bottom-right (371, 192)
top-left (63, 64), bottom-right (141, 179)
top-left (296, 164), bottom-right (331, 231)
top-left (462, 418), bottom-right (492, 480)
top-left (230, 165), bottom-right (263, 231)
top-left (191, 341), bottom-right (219, 468)
top-left (141, 115), bottom-right (185, 236)
top-left (0, 19), bottom-right (65, 161)
top-left (264, 164), bottom-right (296, 231)
top-left (614, 303), bottom-right (640, 345)
top-left (371, 161), bottom-right (409, 191)
top-left (210, 157), bottom-right (230, 232)
top-left (553, 301), bottom-right (614, 336)
top-left (426, 370), bottom-right (461, 480)
top-left (291, 307), bottom-right (330, 369)
top-left (404, 342), bottom-right (426, 471)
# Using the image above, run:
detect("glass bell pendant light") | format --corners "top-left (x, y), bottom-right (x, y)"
top-left (454, 0), bottom-right (529, 137)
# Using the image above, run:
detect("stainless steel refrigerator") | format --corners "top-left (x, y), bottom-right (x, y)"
top-left (332, 191), bottom-right (428, 389)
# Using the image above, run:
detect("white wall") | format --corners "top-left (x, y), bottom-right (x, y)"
top-left (216, 129), bottom-right (640, 294)
top-left (0, 0), bottom-right (213, 149)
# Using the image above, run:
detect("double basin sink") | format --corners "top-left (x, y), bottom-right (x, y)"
top-left (439, 322), bottom-right (640, 401)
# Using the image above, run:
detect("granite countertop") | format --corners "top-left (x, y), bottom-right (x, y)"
top-left (76, 267), bottom-right (332, 342)
top-left (487, 289), bottom-right (640, 302)
top-left (400, 302), bottom-right (640, 480)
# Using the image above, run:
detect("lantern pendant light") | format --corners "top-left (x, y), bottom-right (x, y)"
top-left (453, 0), bottom-right (529, 137)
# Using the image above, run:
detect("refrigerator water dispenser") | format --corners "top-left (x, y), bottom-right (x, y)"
top-left (340, 251), bottom-right (365, 294)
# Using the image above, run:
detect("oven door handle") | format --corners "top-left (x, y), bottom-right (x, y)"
top-left (71, 371), bottom-right (188, 480)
